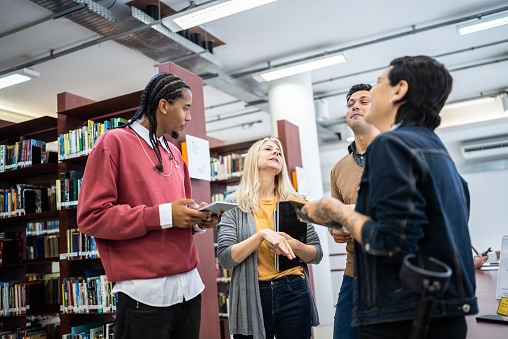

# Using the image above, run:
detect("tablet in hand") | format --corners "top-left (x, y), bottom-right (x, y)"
top-left (198, 202), bottom-right (238, 215)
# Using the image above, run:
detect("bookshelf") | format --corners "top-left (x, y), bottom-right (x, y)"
top-left (0, 116), bottom-right (60, 337)
top-left (56, 90), bottom-right (140, 335)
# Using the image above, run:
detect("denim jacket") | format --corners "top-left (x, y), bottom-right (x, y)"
top-left (353, 121), bottom-right (478, 326)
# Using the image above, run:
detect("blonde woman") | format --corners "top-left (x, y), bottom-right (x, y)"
top-left (217, 137), bottom-right (322, 339)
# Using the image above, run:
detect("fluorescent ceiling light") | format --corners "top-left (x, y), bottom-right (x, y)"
top-left (258, 54), bottom-right (346, 82)
top-left (167, 0), bottom-right (277, 30)
top-left (0, 68), bottom-right (39, 90)
top-left (457, 12), bottom-right (508, 35)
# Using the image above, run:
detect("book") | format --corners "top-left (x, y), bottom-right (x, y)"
top-left (288, 196), bottom-right (348, 232)
top-left (30, 140), bottom-right (46, 165)
top-left (71, 322), bottom-right (104, 336)
top-left (274, 201), bottom-right (307, 272)
top-left (104, 322), bottom-right (115, 339)
top-left (89, 324), bottom-right (104, 339)
top-left (475, 314), bottom-right (508, 324)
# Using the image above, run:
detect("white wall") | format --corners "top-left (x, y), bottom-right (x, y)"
top-left (462, 169), bottom-right (508, 254)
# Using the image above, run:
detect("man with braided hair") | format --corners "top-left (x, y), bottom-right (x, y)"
top-left (78, 73), bottom-right (219, 338)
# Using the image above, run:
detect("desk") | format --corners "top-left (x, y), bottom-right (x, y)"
top-left (466, 269), bottom-right (507, 338)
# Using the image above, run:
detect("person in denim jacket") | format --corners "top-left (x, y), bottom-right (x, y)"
top-left (303, 56), bottom-right (478, 338)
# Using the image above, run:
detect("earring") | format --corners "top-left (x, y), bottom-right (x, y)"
top-left (389, 99), bottom-right (393, 106)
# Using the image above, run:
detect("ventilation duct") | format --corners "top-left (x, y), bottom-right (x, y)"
top-left (461, 135), bottom-right (508, 160)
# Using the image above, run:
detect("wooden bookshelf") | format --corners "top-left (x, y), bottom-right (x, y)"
top-left (0, 116), bottom-right (57, 144)
top-left (0, 117), bottom-right (60, 337)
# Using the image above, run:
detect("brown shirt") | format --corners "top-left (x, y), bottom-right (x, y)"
top-left (330, 153), bottom-right (364, 277)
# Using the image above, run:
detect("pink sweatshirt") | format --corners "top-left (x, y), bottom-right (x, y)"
top-left (77, 127), bottom-right (198, 282)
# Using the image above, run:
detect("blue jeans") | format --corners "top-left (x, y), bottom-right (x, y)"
top-left (234, 275), bottom-right (312, 339)
top-left (334, 274), bottom-right (358, 339)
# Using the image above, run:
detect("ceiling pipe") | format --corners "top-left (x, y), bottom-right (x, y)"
top-left (0, 3), bottom-right (86, 40)
top-left (206, 109), bottom-right (263, 123)
top-left (205, 100), bottom-right (242, 110)
top-left (0, 19), bottom-right (164, 77)
top-left (230, 5), bottom-right (508, 79)
top-left (207, 119), bottom-right (264, 133)
top-left (313, 56), bottom-right (508, 101)
top-left (313, 38), bottom-right (508, 86)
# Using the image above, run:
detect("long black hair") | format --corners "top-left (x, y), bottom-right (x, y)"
top-left (122, 72), bottom-right (190, 172)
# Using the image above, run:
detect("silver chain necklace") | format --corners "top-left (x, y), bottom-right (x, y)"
top-left (129, 127), bottom-right (179, 177)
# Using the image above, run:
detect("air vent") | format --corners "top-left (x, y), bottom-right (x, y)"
top-left (461, 136), bottom-right (508, 160)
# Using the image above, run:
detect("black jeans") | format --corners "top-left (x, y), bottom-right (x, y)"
top-left (114, 292), bottom-right (201, 339)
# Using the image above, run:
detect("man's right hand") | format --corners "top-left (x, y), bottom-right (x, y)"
top-left (330, 229), bottom-right (352, 243)
top-left (171, 199), bottom-right (209, 228)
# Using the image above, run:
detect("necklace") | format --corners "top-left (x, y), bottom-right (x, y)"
top-left (130, 128), bottom-right (178, 177)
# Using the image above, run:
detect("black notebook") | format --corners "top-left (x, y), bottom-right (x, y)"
top-left (274, 201), bottom-right (307, 272)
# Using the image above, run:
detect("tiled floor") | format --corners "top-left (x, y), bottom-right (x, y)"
top-left (313, 323), bottom-right (334, 339)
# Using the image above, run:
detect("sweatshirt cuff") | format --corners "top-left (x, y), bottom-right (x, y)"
top-left (159, 203), bottom-right (172, 229)
top-left (193, 224), bottom-right (207, 233)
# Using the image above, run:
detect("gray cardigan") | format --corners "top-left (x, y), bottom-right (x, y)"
top-left (217, 195), bottom-right (322, 339)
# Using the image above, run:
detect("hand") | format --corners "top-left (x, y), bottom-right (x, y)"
top-left (302, 197), bottom-right (343, 225)
top-left (196, 202), bottom-right (222, 229)
top-left (473, 253), bottom-right (489, 269)
top-left (171, 199), bottom-right (209, 229)
top-left (473, 250), bottom-right (489, 269)
top-left (330, 229), bottom-right (352, 243)
top-left (275, 231), bottom-right (300, 249)
top-left (259, 229), bottom-right (295, 260)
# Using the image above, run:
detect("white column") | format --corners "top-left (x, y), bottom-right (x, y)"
top-left (268, 72), bottom-right (335, 325)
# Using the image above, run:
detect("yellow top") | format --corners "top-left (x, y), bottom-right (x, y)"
top-left (253, 198), bottom-right (304, 281)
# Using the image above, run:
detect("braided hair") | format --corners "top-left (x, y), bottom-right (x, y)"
top-left (122, 72), bottom-right (191, 173)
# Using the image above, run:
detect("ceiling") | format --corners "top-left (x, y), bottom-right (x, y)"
top-left (1, 0), bottom-right (508, 145)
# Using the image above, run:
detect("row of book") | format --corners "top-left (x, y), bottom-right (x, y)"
top-left (26, 220), bottom-right (59, 236)
top-left (63, 229), bottom-right (98, 260)
top-left (0, 185), bottom-right (54, 218)
top-left (26, 272), bottom-right (60, 305)
top-left (0, 138), bottom-right (47, 173)
top-left (0, 280), bottom-right (45, 316)
top-left (218, 291), bottom-right (229, 317)
top-left (61, 275), bottom-right (116, 314)
top-left (58, 118), bottom-right (127, 161)
top-left (26, 235), bottom-right (59, 260)
top-left (56, 170), bottom-right (84, 210)
top-left (1, 325), bottom-right (54, 339)
top-left (211, 183), bottom-right (239, 205)
top-left (62, 321), bottom-right (114, 339)
top-left (216, 262), bottom-right (232, 283)
top-left (210, 153), bottom-right (246, 181)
